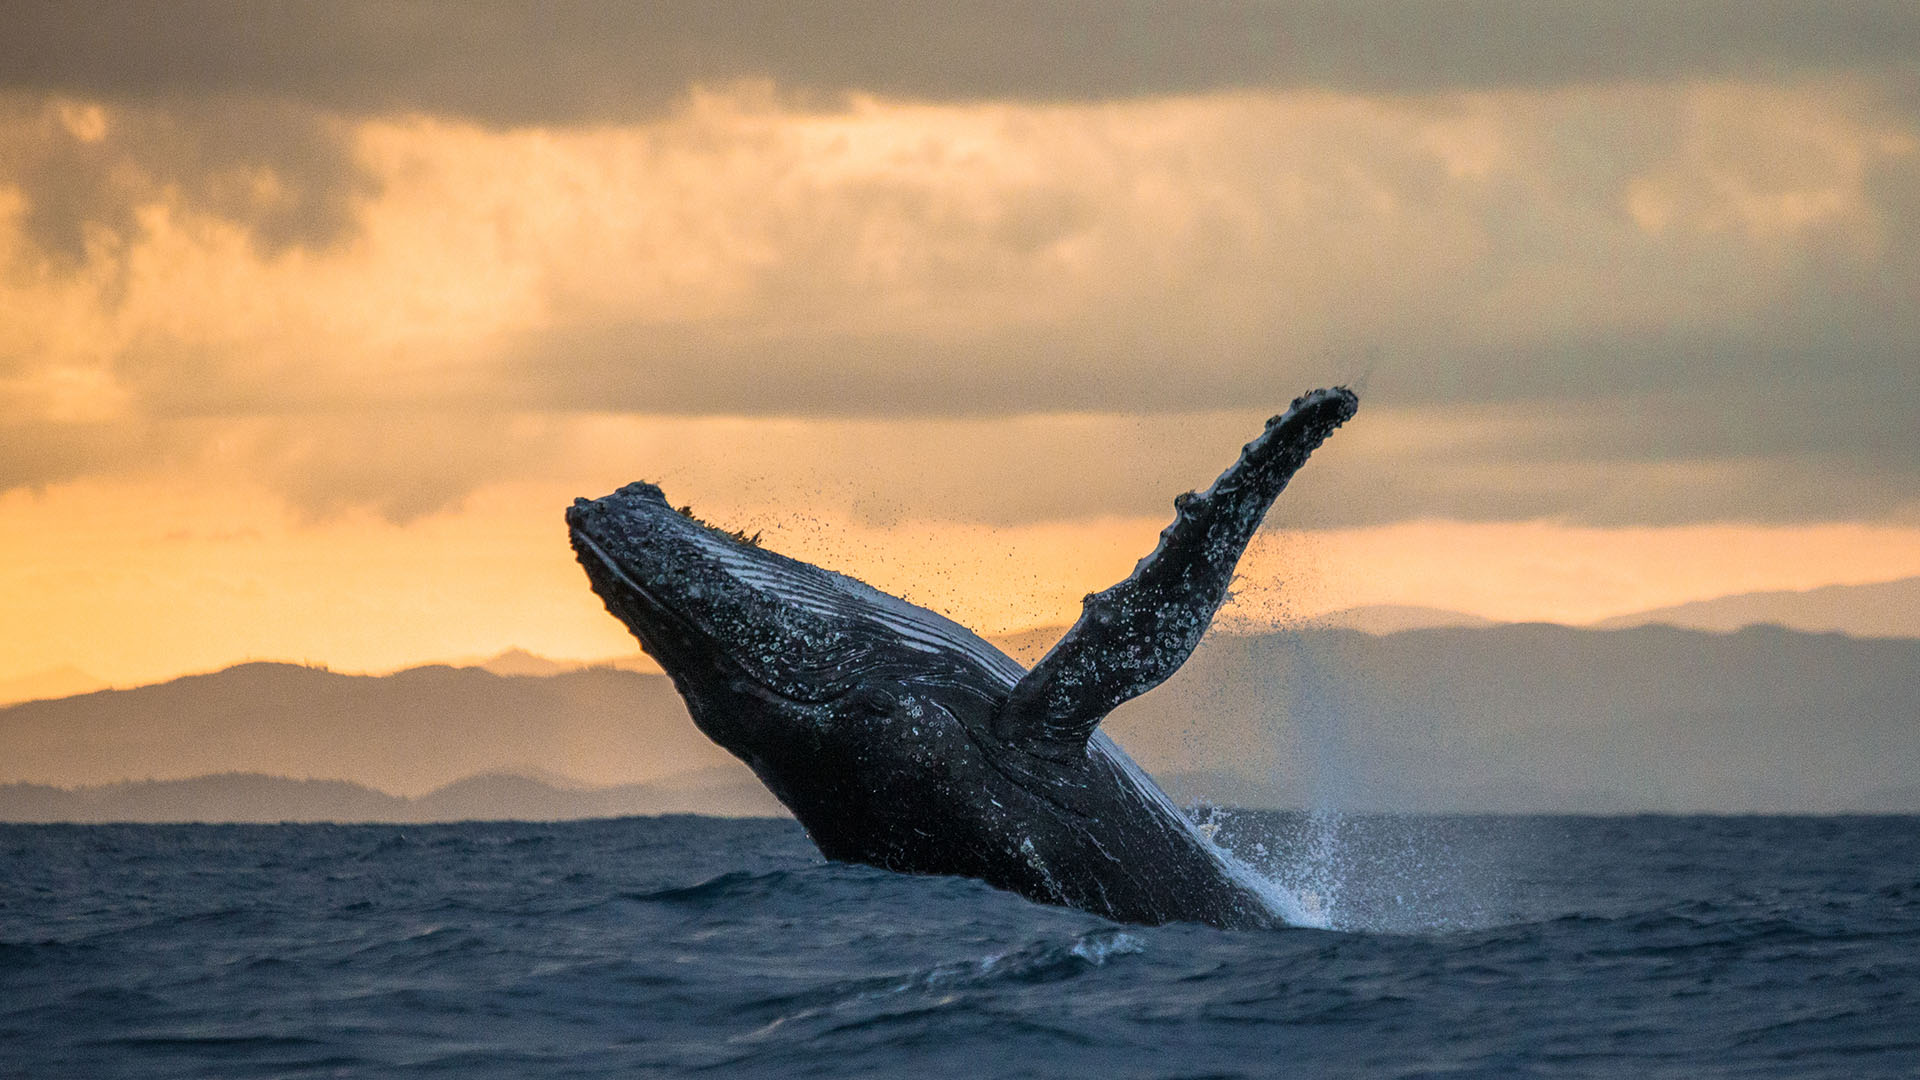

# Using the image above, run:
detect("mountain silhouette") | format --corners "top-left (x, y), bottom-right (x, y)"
top-left (0, 662), bottom-right (734, 795)
top-left (0, 768), bottom-right (783, 823)
top-left (1591, 577), bottom-right (1920, 637)
top-left (0, 665), bottom-right (109, 707)
top-left (1307, 605), bottom-right (1497, 634)
top-left (5, 624), bottom-right (1918, 818)
top-left (1108, 624), bottom-right (1920, 813)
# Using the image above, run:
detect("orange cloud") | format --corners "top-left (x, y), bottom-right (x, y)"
top-left (5, 80), bottom-right (1915, 524)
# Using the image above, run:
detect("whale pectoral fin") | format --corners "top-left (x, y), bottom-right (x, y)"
top-left (995, 387), bottom-right (1358, 759)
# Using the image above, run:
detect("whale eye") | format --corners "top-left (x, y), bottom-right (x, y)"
top-left (847, 683), bottom-right (899, 718)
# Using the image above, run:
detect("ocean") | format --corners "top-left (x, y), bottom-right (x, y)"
top-left (3, 814), bottom-right (1916, 1078)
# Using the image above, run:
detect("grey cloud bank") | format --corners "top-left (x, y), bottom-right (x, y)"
top-left (0, 95), bottom-right (370, 261)
top-left (5, 1), bottom-right (1918, 121)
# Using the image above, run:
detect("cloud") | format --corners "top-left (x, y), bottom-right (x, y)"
top-left (3, 2), bottom-right (1918, 123)
top-left (0, 95), bottom-right (374, 261)
top-left (1, 82), bottom-right (1916, 526)
top-left (607, 405), bottom-right (1920, 530)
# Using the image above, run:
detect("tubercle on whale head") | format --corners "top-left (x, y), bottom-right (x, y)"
top-left (566, 481), bottom-right (1015, 758)
top-left (569, 486), bottom-right (835, 756)
top-left (571, 484), bottom-right (809, 669)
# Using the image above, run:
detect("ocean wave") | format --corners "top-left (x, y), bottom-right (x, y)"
top-left (3, 816), bottom-right (1918, 1078)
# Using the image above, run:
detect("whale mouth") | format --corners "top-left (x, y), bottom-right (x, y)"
top-left (568, 530), bottom-right (675, 628)
top-left (568, 526), bottom-right (722, 682)
top-left (568, 505), bottom-right (874, 705)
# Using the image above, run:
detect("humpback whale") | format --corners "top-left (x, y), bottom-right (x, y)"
top-left (568, 387), bottom-right (1357, 928)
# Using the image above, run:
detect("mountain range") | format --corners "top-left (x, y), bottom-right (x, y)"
top-left (1587, 576), bottom-right (1920, 636)
top-left (1105, 623), bottom-right (1920, 814)
top-left (5, 619), bottom-right (1918, 820)
top-left (0, 662), bottom-right (741, 795)
top-left (1321, 576), bottom-right (1920, 638)
top-left (0, 665), bottom-right (109, 707)
top-left (5, 576), bottom-right (1914, 709)
top-left (0, 767), bottom-right (782, 824)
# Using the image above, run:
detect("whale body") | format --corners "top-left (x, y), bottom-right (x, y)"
top-left (567, 387), bottom-right (1358, 928)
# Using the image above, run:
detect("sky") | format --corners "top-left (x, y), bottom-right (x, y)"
top-left (3, 1), bottom-right (1919, 687)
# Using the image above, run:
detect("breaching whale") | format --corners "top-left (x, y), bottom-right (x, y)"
top-left (567, 387), bottom-right (1357, 928)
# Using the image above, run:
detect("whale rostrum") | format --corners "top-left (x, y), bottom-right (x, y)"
top-left (567, 387), bottom-right (1358, 928)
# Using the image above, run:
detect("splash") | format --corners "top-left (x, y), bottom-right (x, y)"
top-left (1279, 809), bottom-right (1347, 930)
top-left (1192, 632), bottom-right (1510, 934)
top-left (1202, 806), bottom-right (1512, 933)
top-left (1193, 804), bottom-right (1336, 930)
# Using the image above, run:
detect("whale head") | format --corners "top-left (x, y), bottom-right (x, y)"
top-left (566, 482), bottom-right (1023, 768)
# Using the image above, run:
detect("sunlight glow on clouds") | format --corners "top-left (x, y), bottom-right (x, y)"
top-left (7, 474), bottom-right (1920, 687)
top-left (4, 79), bottom-right (1915, 527)
top-left (3, 12), bottom-right (1918, 681)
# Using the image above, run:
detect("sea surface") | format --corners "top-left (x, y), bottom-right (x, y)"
top-left (3, 814), bottom-right (1917, 1078)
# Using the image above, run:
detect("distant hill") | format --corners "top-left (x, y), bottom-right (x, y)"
top-left (993, 607), bottom-right (1498, 651)
top-left (1592, 577), bottom-right (1920, 638)
top-left (0, 665), bottom-right (108, 706)
top-left (0, 768), bottom-right (784, 824)
top-left (6, 625), bottom-right (1919, 818)
top-left (453, 648), bottom-right (661, 677)
top-left (473, 648), bottom-right (572, 677)
top-left (1106, 624), bottom-right (1920, 814)
top-left (0, 662), bottom-right (737, 795)
top-left (1308, 605), bottom-right (1497, 634)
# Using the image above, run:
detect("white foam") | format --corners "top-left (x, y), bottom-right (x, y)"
top-left (1091, 731), bottom-right (1333, 930)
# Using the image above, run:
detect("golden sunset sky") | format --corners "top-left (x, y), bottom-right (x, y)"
top-left (3, 2), bottom-right (1918, 687)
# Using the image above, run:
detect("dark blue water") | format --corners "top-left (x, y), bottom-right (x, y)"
top-left (3, 815), bottom-right (1917, 1078)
